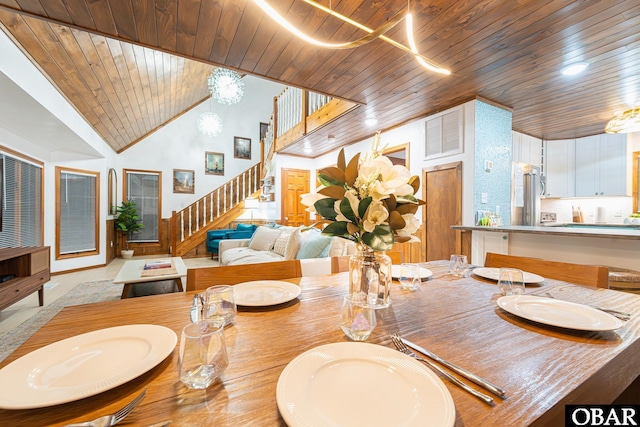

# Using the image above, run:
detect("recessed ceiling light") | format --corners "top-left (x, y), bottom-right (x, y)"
top-left (560, 62), bottom-right (589, 76)
top-left (304, 147), bottom-right (313, 154)
top-left (365, 118), bottom-right (378, 126)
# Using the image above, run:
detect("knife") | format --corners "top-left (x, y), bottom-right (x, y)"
top-left (402, 338), bottom-right (507, 398)
top-left (190, 294), bottom-right (201, 323)
top-left (145, 421), bottom-right (172, 427)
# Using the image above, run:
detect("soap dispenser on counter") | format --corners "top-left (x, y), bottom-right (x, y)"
top-left (572, 206), bottom-right (584, 223)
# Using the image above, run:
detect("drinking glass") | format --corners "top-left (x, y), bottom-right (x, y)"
top-left (204, 285), bottom-right (237, 327)
top-left (449, 255), bottom-right (468, 278)
top-left (340, 295), bottom-right (377, 341)
top-left (498, 268), bottom-right (525, 296)
top-left (399, 263), bottom-right (420, 291)
top-left (179, 321), bottom-right (229, 389)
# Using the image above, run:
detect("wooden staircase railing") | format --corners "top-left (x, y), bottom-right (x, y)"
top-left (170, 163), bottom-right (261, 257)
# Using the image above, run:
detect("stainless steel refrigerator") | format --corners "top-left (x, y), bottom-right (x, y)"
top-left (511, 162), bottom-right (544, 226)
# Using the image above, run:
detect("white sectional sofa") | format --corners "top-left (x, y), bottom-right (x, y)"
top-left (218, 225), bottom-right (356, 266)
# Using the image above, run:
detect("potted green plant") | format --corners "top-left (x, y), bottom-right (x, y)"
top-left (114, 200), bottom-right (144, 258)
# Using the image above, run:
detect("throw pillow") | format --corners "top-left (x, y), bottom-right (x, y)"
top-left (296, 233), bottom-right (332, 259)
top-left (272, 231), bottom-right (291, 256)
top-left (284, 228), bottom-right (302, 260)
top-left (236, 223), bottom-right (256, 232)
top-left (328, 237), bottom-right (353, 256)
top-left (248, 226), bottom-right (282, 251)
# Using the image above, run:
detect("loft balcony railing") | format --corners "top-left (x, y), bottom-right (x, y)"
top-left (262, 87), bottom-right (358, 165)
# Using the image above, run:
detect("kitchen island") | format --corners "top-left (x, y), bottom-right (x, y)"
top-left (452, 224), bottom-right (640, 270)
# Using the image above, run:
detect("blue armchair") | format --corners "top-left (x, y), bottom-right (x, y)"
top-left (206, 223), bottom-right (257, 258)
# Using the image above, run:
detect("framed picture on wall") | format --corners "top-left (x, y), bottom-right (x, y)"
top-left (205, 152), bottom-right (224, 175)
top-left (260, 122), bottom-right (268, 140)
top-left (234, 136), bottom-right (251, 159)
top-left (173, 169), bottom-right (195, 194)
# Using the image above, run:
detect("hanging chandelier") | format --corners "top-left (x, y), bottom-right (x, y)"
top-left (198, 112), bottom-right (223, 137)
top-left (605, 107), bottom-right (640, 134)
top-left (207, 68), bottom-right (245, 105)
top-left (252, 0), bottom-right (450, 75)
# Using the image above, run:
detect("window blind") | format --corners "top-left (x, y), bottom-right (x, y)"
top-left (59, 170), bottom-right (97, 254)
top-left (0, 153), bottom-right (43, 248)
top-left (126, 171), bottom-right (159, 242)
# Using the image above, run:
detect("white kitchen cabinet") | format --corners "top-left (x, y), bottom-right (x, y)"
top-left (543, 139), bottom-right (575, 197)
top-left (472, 230), bottom-right (509, 266)
top-left (512, 131), bottom-right (542, 167)
top-left (574, 133), bottom-right (627, 197)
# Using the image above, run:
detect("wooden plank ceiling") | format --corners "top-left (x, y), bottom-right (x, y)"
top-left (0, 0), bottom-right (638, 157)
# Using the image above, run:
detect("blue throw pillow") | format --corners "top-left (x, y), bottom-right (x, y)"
top-left (236, 223), bottom-right (256, 232)
top-left (296, 234), bottom-right (332, 259)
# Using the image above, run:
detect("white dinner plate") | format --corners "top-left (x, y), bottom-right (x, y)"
top-left (233, 280), bottom-right (301, 306)
top-left (472, 267), bottom-right (545, 284)
top-left (497, 295), bottom-right (624, 331)
top-left (391, 265), bottom-right (433, 281)
top-left (0, 324), bottom-right (177, 409)
top-left (276, 342), bottom-right (455, 427)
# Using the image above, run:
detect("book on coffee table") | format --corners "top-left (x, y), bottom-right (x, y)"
top-left (143, 259), bottom-right (173, 270)
top-left (141, 259), bottom-right (177, 277)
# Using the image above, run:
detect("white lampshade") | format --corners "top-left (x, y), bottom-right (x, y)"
top-left (245, 198), bottom-right (260, 209)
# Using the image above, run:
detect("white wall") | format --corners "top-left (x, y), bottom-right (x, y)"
top-left (274, 100), bottom-right (478, 227)
top-left (115, 76), bottom-right (284, 218)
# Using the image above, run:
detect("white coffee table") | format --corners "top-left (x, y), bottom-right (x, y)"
top-left (113, 257), bottom-right (187, 299)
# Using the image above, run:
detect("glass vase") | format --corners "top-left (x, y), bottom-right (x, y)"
top-left (349, 244), bottom-right (392, 308)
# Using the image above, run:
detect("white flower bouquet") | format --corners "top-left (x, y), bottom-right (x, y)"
top-left (301, 133), bottom-right (424, 251)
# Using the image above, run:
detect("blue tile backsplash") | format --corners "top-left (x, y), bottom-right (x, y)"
top-left (474, 100), bottom-right (513, 225)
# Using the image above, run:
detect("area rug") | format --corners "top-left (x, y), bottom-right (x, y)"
top-left (0, 280), bottom-right (123, 363)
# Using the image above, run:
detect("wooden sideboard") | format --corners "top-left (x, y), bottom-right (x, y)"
top-left (0, 246), bottom-right (50, 312)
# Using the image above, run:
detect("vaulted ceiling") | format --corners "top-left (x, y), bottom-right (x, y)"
top-left (0, 0), bottom-right (638, 158)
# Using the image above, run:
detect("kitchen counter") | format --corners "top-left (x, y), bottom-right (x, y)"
top-left (453, 225), bottom-right (640, 270)
top-left (452, 224), bottom-right (640, 240)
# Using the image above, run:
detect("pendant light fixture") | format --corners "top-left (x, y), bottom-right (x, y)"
top-left (198, 111), bottom-right (223, 137)
top-left (207, 68), bottom-right (245, 105)
top-left (605, 107), bottom-right (640, 134)
top-left (252, 0), bottom-right (450, 75)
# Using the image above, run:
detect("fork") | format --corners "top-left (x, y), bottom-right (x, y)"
top-left (544, 292), bottom-right (631, 321)
top-left (63, 389), bottom-right (146, 427)
top-left (390, 335), bottom-right (495, 406)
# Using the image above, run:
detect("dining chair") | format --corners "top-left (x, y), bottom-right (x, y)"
top-left (330, 255), bottom-right (351, 273)
top-left (484, 252), bottom-right (609, 288)
top-left (186, 259), bottom-right (303, 291)
top-left (387, 251), bottom-right (404, 264)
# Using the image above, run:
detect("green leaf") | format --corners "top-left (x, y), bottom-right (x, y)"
top-left (362, 224), bottom-right (394, 251)
top-left (314, 198), bottom-right (338, 220)
top-left (358, 196), bottom-right (372, 219)
top-left (318, 167), bottom-right (346, 186)
top-left (398, 194), bottom-right (425, 206)
top-left (339, 197), bottom-right (357, 222)
top-left (318, 174), bottom-right (343, 187)
top-left (322, 221), bottom-right (350, 237)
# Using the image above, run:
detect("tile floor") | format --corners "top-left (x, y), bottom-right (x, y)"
top-left (0, 255), bottom-right (218, 336)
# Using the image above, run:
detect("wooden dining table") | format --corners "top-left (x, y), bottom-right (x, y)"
top-left (1, 260), bottom-right (639, 426)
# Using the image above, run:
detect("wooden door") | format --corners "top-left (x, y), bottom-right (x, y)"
top-left (281, 168), bottom-right (310, 226)
top-left (423, 162), bottom-right (462, 261)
